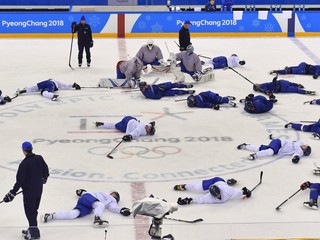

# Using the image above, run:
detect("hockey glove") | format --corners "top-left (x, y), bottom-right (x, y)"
top-left (90, 41), bottom-right (94, 48)
top-left (292, 155), bottom-right (300, 164)
top-left (300, 181), bottom-right (311, 190)
top-left (71, 22), bottom-right (77, 33)
top-left (213, 105), bottom-right (220, 110)
top-left (122, 134), bottom-right (133, 142)
top-left (245, 94), bottom-right (254, 101)
top-left (177, 197), bottom-right (193, 205)
top-left (242, 187), bottom-right (251, 198)
top-left (4, 96), bottom-right (11, 102)
top-left (120, 207), bottom-right (131, 216)
top-left (3, 190), bottom-right (16, 203)
top-left (76, 189), bottom-right (87, 197)
top-left (72, 83), bottom-right (81, 90)
top-left (149, 121), bottom-right (155, 127)
top-left (313, 75), bottom-right (318, 79)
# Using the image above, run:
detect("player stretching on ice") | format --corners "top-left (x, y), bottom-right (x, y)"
top-left (42, 189), bottom-right (131, 226)
top-left (253, 79), bottom-right (315, 95)
top-left (269, 62), bottom-right (320, 79)
top-left (300, 181), bottom-right (320, 210)
top-left (135, 40), bottom-right (166, 73)
top-left (237, 138), bottom-right (311, 162)
top-left (239, 94), bottom-right (275, 114)
top-left (0, 89), bottom-right (12, 105)
top-left (139, 81), bottom-right (194, 100)
top-left (174, 177), bottom-right (251, 205)
top-left (202, 54), bottom-right (245, 70)
top-left (95, 116), bottom-right (155, 141)
top-left (116, 57), bottom-right (144, 88)
top-left (16, 79), bottom-right (81, 101)
top-left (186, 91), bottom-right (236, 109)
top-left (285, 119), bottom-right (320, 140)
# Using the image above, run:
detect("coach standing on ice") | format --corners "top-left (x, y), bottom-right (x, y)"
top-left (71, 15), bottom-right (93, 67)
top-left (178, 20), bottom-right (192, 51)
top-left (3, 142), bottom-right (49, 240)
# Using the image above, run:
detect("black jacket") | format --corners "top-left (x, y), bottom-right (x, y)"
top-left (74, 23), bottom-right (93, 44)
top-left (179, 26), bottom-right (191, 50)
top-left (12, 153), bottom-right (49, 197)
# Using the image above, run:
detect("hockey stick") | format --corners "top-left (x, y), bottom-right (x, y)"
top-left (174, 40), bottom-right (180, 48)
top-left (250, 171), bottom-right (263, 192)
top-left (228, 67), bottom-right (275, 99)
top-left (0, 190), bottom-right (23, 204)
top-left (106, 140), bottom-right (124, 159)
top-left (164, 216), bottom-right (203, 223)
top-left (68, 31), bottom-right (75, 70)
top-left (275, 189), bottom-right (301, 211)
top-left (175, 98), bottom-right (187, 102)
top-left (198, 54), bottom-right (211, 59)
top-left (300, 120), bottom-right (316, 123)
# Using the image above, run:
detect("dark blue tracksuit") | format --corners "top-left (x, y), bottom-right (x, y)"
top-left (202, 177), bottom-right (225, 190)
top-left (244, 95), bottom-right (273, 114)
top-left (115, 116), bottom-right (137, 132)
top-left (37, 80), bottom-right (58, 94)
top-left (277, 62), bottom-right (320, 76)
top-left (193, 91), bottom-right (229, 108)
top-left (257, 80), bottom-right (305, 94)
top-left (307, 183), bottom-right (320, 203)
top-left (74, 23), bottom-right (93, 65)
top-left (11, 153), bottom-right (49, 238)
top-left (291, 119), bottom-right (320, 134)
top-left (211, 56), bottom-right (228, 69)
top-left (140, 82), bottom-right (189, 99)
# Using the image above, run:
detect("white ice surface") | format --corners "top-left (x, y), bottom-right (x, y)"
top-left (0, 37), bottom-right (320, 240)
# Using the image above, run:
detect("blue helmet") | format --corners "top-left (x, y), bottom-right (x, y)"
top-left (303, 145), bottom-right (311, 156)
top-left (187, 95), bottom-right (195, 107)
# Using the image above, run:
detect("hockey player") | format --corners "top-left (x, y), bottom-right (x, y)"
top-left (139, 81), bottom-right (194, 100)
top-left (42, 189), bottom-right (131, 226)
top-left (178, 20), bottom-right (192, 51)
top-left (269, 62), bottom-right (320, 79)
top-left (300, 181), bottom-right (320, 210)
top-left (253, 79), bottom-right (315, 95)
top-left (186, 91), bottom-right (236, 109)
top-left (203, 54), bottom-right (245, 70)
top-left (71, 15), bottom-right (93, 67)
top-left (239, 94), bottom-right (275, 114)
top-left (237, 138), bottom-right (312, 162)
top-left (0, 89), bottom-right (12, 105)
top-left (175, 44), bottom-right (202, 81)
top-left (284, 119), bottom-right (320, 139)
top-left (16, 79), bottom-right (81, 101)
top-left (3, 141), bottom-right (49, 240)
top-left (116, 57), bottom-right (144, 88)
top-left (95, 116), bottom-right (156, 141)
top-left (135, 40), bottom-right (165, 72)
top-left (174, 177), bottom-right (251, 205)
top-left (304, 99), bottom-right (320, 105)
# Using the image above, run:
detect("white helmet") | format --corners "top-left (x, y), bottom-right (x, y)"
top-left (186, 44), bottom-right (194, 53)
top-left (147, 39), bottom-right (154, 50)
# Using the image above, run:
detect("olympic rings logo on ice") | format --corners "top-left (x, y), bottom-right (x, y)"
top-left (88, 145), bottom-right (181, 159)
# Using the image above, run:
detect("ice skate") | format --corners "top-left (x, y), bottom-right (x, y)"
top-left (42, 213), bottom-right (53, 223)
top-left (94, 216), bottom-right (109, 227)
top-left (188, 90), bottom-right (196, 94)
top-left (269, 70), bottom-right (277, 75)
top-left (173, 184), bottom-right (186, 191)
top-left (305, 90), bottom-right (316, 95)
top-left (248, 154), bottom-right (256, 160)
top-left (227, 96), bottom-right (236, 101)
top-left (303, 201), bottom-right (318, 210)
top-left (312, 132), bottom-right (320, 140)
top-left (237, 143), bottom-right (247, 150)
top-left (51, 95), bottom-right (59, 101)
top-left (16, 88), bottom-right (26, 95)
top-left (284, 122), bottom-right (292, 128)
top-left (95, 122), bottom-right (104, 127)
top-left (310, 99), bottom-right (318, 105)
top-left (228, 101), bottom-right (237, 107)
top-left (186, 84), bottom-right (193, 88)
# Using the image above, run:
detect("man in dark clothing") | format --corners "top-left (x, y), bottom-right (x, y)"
top-left (71, 15), bottom-right (93, 67)
top-left (3, 141), bottom-right (49, 240)
top-left (178, 20), bottom-right (192, 51)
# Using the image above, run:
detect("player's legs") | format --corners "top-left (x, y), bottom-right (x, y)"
top-left (78, 43), bottom-right (84, 66)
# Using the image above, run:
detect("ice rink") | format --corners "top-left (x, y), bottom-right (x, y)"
top-left (0, 36), bottom-right (320, 240)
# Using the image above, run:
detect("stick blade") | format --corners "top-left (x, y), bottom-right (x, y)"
top-left (193, 218), bottom-right (203, 223)
top-left (107, 155), bottom-right (113, 159)
top-left (275, 207), bottom-right (281, 211)
top-left (69, 64), bottom-right (74, 70)
top-left (259, 171), bottom-right (263, 183)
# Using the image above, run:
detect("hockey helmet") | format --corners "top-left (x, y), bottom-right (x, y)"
top-left (186, 44), bottom-right (194, 53)
top-left (146, 124), bottom-right (156, 136)
top-left (245, 100), bottom-right (254, 111)
top-left (187, 95), bottom-right (195, 107)
top-left (0, 89), bottom-right (2, 96)
top-left (111, 191), bottom-right (120, 203)
top-left (139, 81), bottom-right (147, 89)
top-left (231, 53), bottom-right (238, 57)
top-left (147, 39), bottom-right (154, 50)
top-left (303, 145), bottom-right (312, 156)
top-left (209, 185), bottom-right (221, 199)
top-left (239, 60), bottom-right (246, 65)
